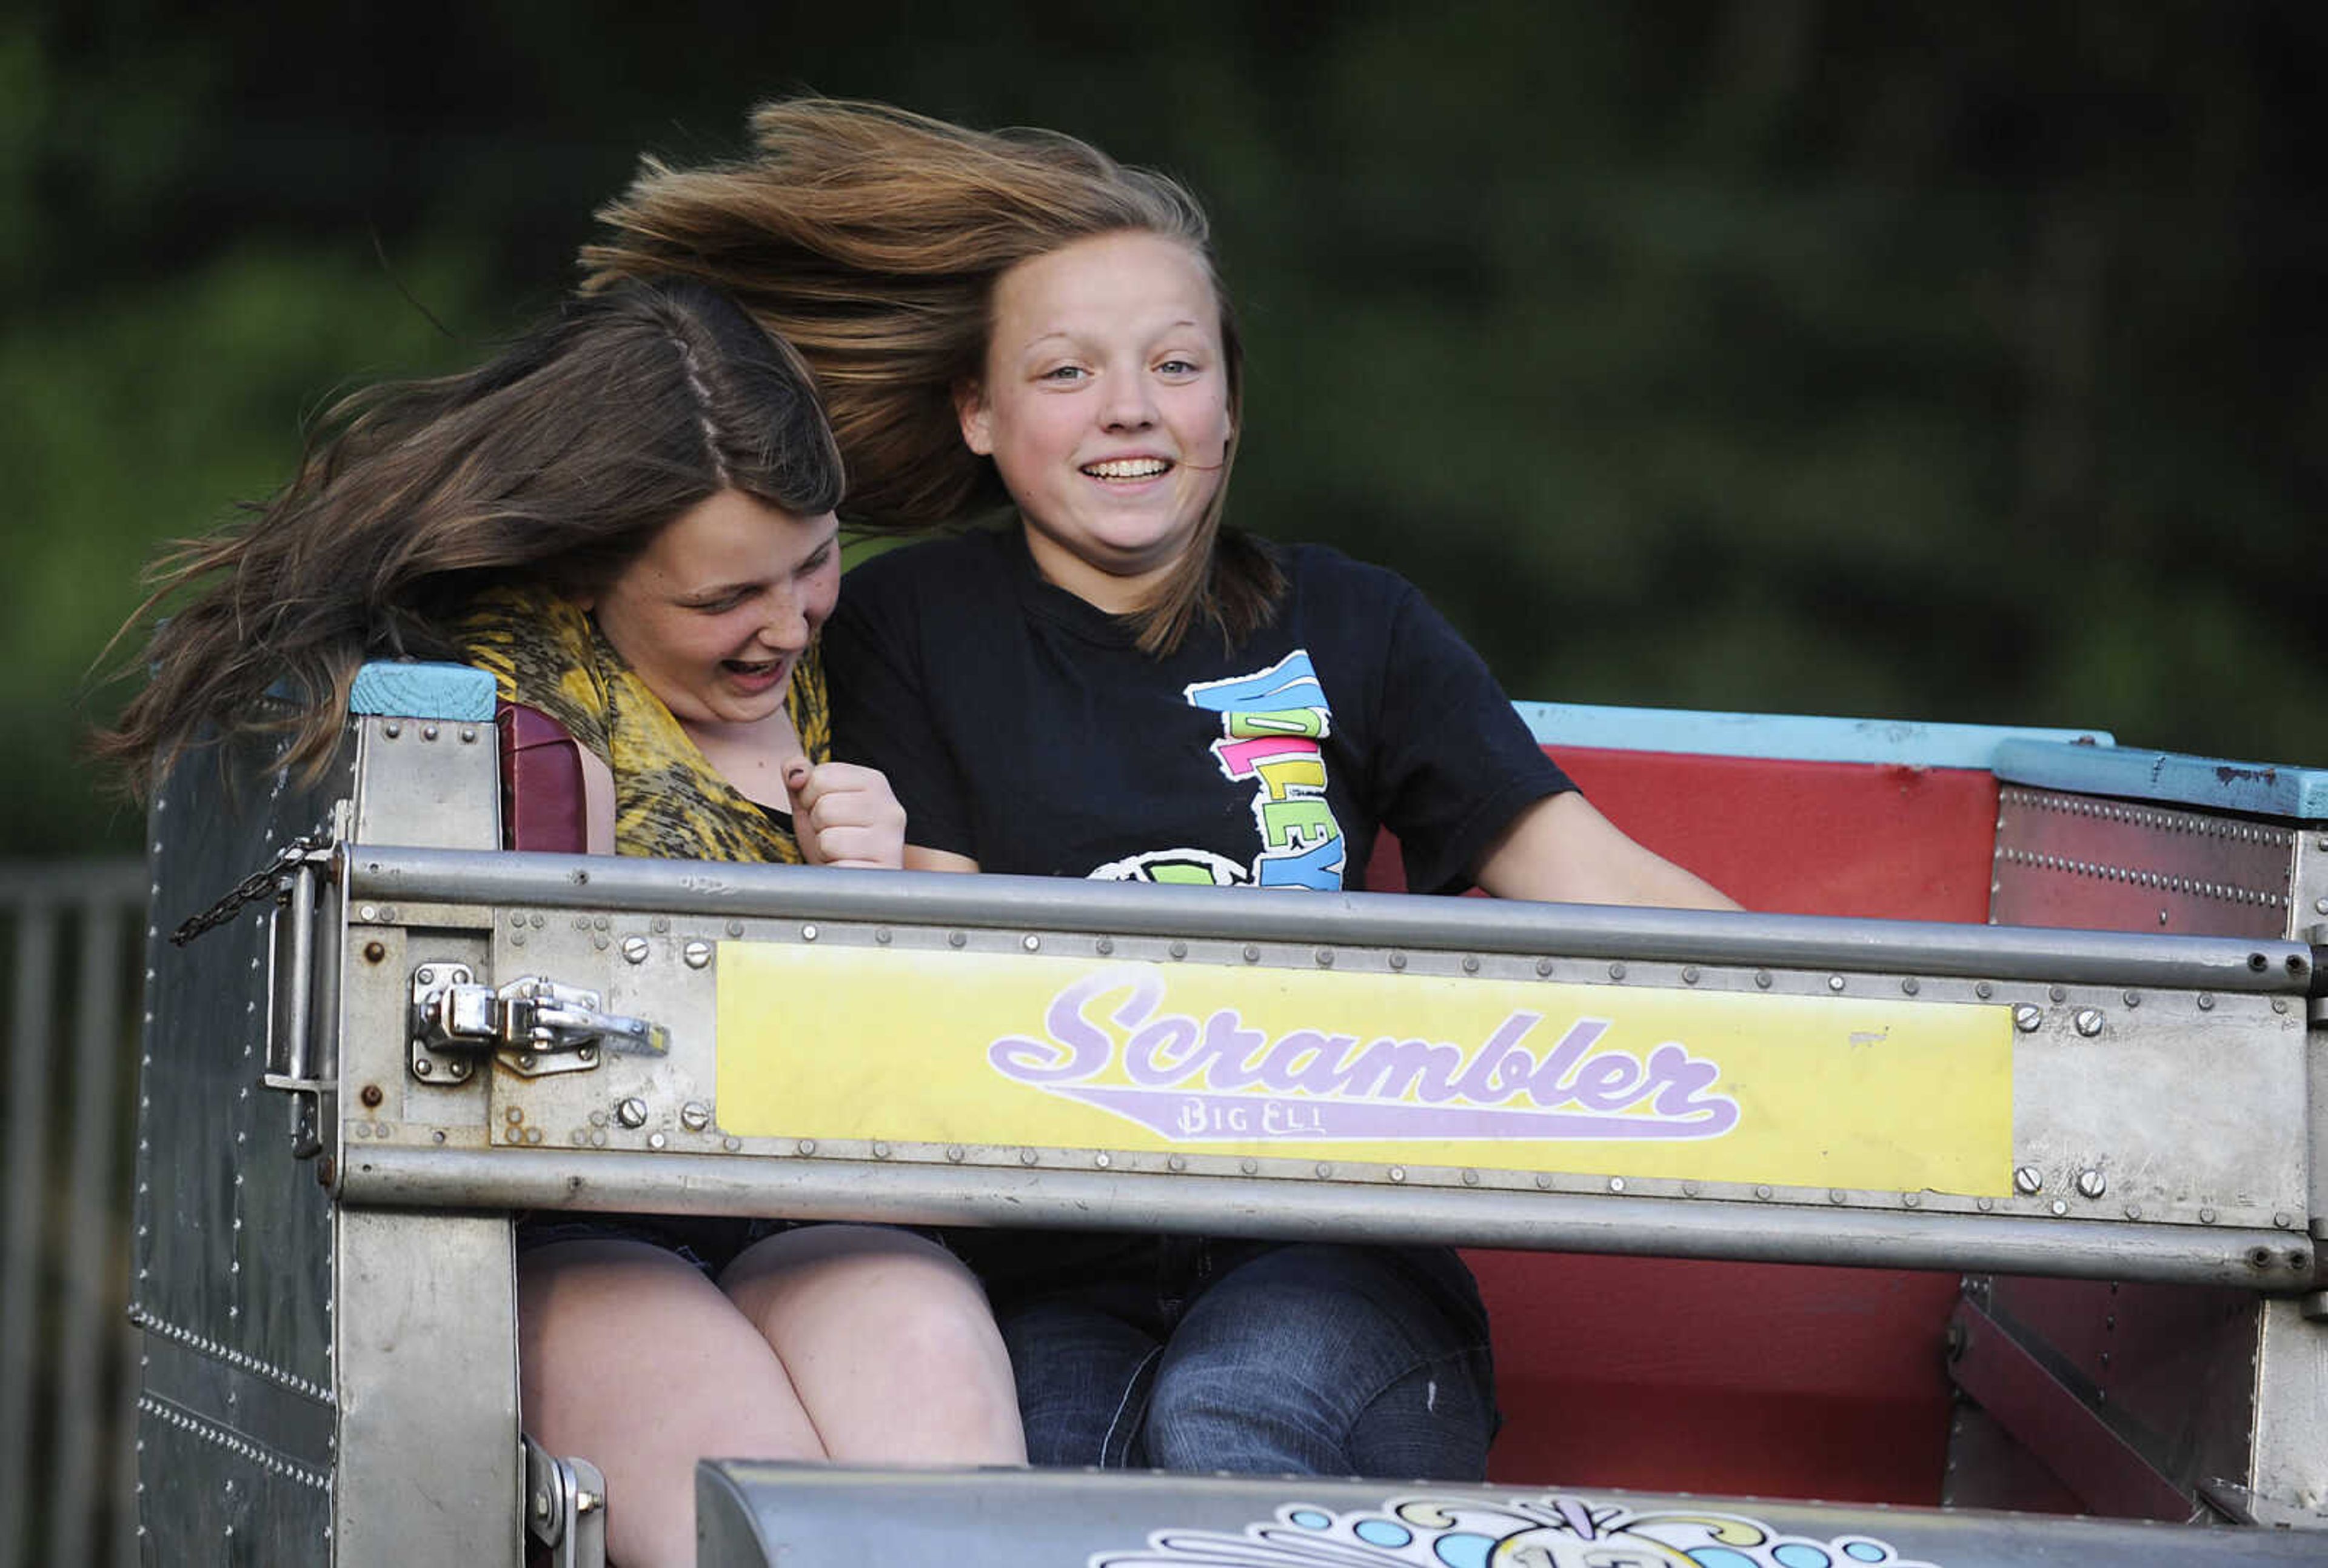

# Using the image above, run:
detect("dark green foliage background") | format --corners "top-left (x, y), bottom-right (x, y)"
top-left (13, 1), bottom-right (2323, 855)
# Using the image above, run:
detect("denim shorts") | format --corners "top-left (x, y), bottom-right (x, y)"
top-left (513, 1211), bottom-right (801, 1277)
top-left (949, 1231), bottom-right (1497, 1476)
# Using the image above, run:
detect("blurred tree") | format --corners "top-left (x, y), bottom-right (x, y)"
top-left (14, 0), bottom-right (2324, 857)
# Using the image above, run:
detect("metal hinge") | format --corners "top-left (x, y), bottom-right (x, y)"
top-left (524, 1436), bottom-right (607, 1568)
top-left (409, 964), bottom-right (666, 1083)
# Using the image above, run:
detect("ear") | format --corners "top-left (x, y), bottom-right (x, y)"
top-left (954, 380), bottom-right (994, 456)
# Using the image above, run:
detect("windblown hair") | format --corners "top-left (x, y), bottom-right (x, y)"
top-left (95, 278), bottom-right (843, 795)
top-left (582, 98), bottom-right (1282, 655)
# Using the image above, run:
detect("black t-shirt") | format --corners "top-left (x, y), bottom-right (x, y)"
top-left (824, 526), bottom-right (1572, 893)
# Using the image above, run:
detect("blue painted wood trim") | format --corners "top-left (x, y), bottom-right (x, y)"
top-left (348, 662), bottom-right (497, 722)
top-left (1513, 702), bottom-right (2112, 770)
top-left (1993, 738), bottom-right (2328, 821)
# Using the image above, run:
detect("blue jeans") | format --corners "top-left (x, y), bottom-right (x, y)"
top-left (977, 1236), bottom-right (1496, 1476)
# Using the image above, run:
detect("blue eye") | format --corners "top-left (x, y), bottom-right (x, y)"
top-left (1041, 364), bottom-right (1088, 383)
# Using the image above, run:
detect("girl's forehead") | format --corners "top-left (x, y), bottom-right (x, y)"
top-left (991, 232), bottom-right (1219, 338)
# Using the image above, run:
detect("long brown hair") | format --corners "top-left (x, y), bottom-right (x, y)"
top-left (95, 278), bottom-right (843, 794)
top-left (582, 98), bottom-right (1282, 655)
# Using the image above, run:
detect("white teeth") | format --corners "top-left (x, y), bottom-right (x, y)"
top-left (1083, 458), bottom-right (1170, 479)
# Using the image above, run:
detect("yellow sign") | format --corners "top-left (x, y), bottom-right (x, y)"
top-left (715, 947), bottom-right (2012, 1195)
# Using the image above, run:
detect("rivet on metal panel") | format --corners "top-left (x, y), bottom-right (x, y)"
top-left (360, 1084), bottom-right (383, 1108)
top-left (1168, 1155), bottom-right (1187, 1172)
top-left (723, 1137), bottom-right (741, 1152)
top-left (1754, 970), bottom-right (1771, 989)
top-left (2247, 1246), bottom-right (2275, 1269)
top-left (1534, 958), bottom-right (1553, 976)
top-left (1243, 944), bottom-right (1260, 962)
top-left (1608, 1177), bottom-right (1625, 1193)
top-left (577, 1047), bottom-right (593, 1064)
top-left (680, 1103), bottom-right (711, 1132)
top-left (1901, 977), bottom-right (1919, 996)
top-left (646, 1132), bottom-right (664, 1150)
top-left (530, 912), bottom-right (546, 928)
top-left (2013, 1004), bottom-right (2043, 1033)
top-left (1756, 1185), bottom-right (1773, 1200)
top-left (2013, 1166), bottom-right (2042, 1194)
top-left (382, 722), bottom-right (401, 739)
top-left (1316, 1162), bottom-right (1333, 1178)
top-left (360, 904), bottom-right (378, 922)
top-left (621, 936), bottom-right (649, 964)
top-left (363, 941), bottom-right (385, 964)
top-left (1462, 956), bottom-right (1480, 974)
top-left (1171, 940), bottom-right (1189, 961)
top-left (2049, 1199), bottom-right (2067, 1215)
top-left (872, 1142), bottom-right (890, 1159)
top-left (573, 915), bottom-right (590, 932)
top-left (1535, 1173), bottom-right (1553, 1189)
top-left (683, 940), bottom-right (712, 968)
top-left (1976, 981), bottom-right (1993, 999)
top-left (1094, 1152), bottom-right (1111, 1168)
top-left (949, 930), bottom-right (966, 948)
top-left (413, 1058), bottom-right (432, 1078)
top-left (421, 723), bottom-right (440, 742)
top-left (2073, 1009), bottom-right (2104, 1037)
top-left (2275, 1212), bottom-right (2294, 1229)
top-left (1827, 975), bottom-right (1845, 993)
top-left (874, 926), bottom-right (891, 944)
top-left (1608, 961), bottom-right (1627, 981)
top-left (2273, 999), bottom-right (2289, 1014)
top-left (1240, 1158), bottom-right (1259, 1175)
top-left (1388, 1166), bottom-right (1406, 1183)
top-left (460, 726), bottom-right (477, 743)
top-left (1023, 935), bottom-right (1041, 952)
top-left (1095, 937), bottom-right (1114, 955)
top-left (2198, 994), bottom-right (2215, 1010)
top-left (728, 919), bottom-right (745, 938)
top-left (1902, 1192), bottom-right (1922, 1208)
top-left (1460, 1169), bottom-right (1480, 1186)
top-left (2316, 898), bottom-right (2328, 916)
top-left (518, 1053), bottom-right (538, 1070)
top-left (2200, 1208), bottom-right (2218, 1224)
top-left (1390, 952), bottom-right (1408, 970)
top-left (2158, 910), bottom-right (2169, 925)
top-left (948, 1145), bottom-right (965, 1162)
top-left (1314, 947), bottom-right (1333, 967)
top-left (1025, 1149), bottom-right (1043, 1166)
top-left (1682, 966), bottom-right (1699, 985)
top-left (797, 1139), bottom-right (817, 1155)
top-left (801, 924), bottom-right (818, 942)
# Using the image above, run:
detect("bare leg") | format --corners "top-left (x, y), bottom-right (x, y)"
top-left (517, 1238), bottom-right (827, 1568)
top-left (721, 1225), bottom-right (1028, 1463)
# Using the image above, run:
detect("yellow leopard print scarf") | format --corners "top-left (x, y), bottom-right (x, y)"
top-left (455, 585), bottom-right (825, 864)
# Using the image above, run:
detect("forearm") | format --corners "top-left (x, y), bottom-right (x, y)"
top-left (1474, 792), bottom-right (1740, 910)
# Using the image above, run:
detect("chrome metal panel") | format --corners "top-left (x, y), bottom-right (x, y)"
top-left (332, 1208), bottom-right (521, 1568)
top-left (323, 875), bottom-right (2316, 1284)
top-left (2252, 1296), bottom-right (2328, 1513)
top-left (1993, 786), bottom-right (2298, 938)
top-left (694, 1462), bottom-right (2324, 1567)
top-left (350, 716), bottom-right (501, 850)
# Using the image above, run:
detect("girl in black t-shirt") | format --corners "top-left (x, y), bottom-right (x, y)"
top-left (583, 99), bottom-right (1734, 1480)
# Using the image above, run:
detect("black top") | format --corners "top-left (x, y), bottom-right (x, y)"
top-left (824, 526), bottom-right (1572, 894)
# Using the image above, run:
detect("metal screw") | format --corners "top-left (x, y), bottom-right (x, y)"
top-left (1682, 966), bottom-right (1699, 985)
top-left (1388, 1166), bottom-right (1406, 1183)
top-left (1754, 970), bottom-right (1772, 989)
top-left (1390, 952), bottom-right (1408, 970)
top-left (460, 726), bottom-right (477, 744)
top-left (2122, 990), bottom-right (2140, 1007)
top-left (2197, 994), bottom-right (2215, 1011)
top-left (1608, 961), bottom-right (1627, 981)
top-left (363, 941), bottom-right (385, 964)
top-left (1609, 1177), bottom-right (1625, 1193)
top-left (1976, 981), bottom-right (1994, 999)
top-left (1462, 956), bottom-right (1480, 974)
top-left (2013, 1166), bottom-right (2042, 1195)
top-left (1754, 1184), bottom-right (1773, 1200)
top-left (1535, 958), bottom-right (1554, 976)
top-left (1095, 937), bottom-right (1113, 955)
top-left (382, 722), bottom-right (401, 739)
top-left (1901, 977), bottom-right (1919, 995)
top-left (1314, 947), bottom-right (1333, 967)
top-left (949, 930), bottom-right (966, 948)
top-left (2049, 1199), bottom-right (2067, 1216)
top-left (800, 924), bottom-right (818, 942)
top-left (2013, 1004), bottom-right (2044, 1033)
top-left (2073, 1009), bottom-right (2104, 1037)
top-left (680, 1102), bottom-right (711, 1132)
top-left (2076, 1169), bottom-right (2107, 1199)
top-left (621, 936), bottom-right (649, 964)
top-left (683, 940), bottom-right (712, 969)
top-left (422, 723), bottom-right (440, 742)
top-left (872, 1141), bottom-right (890, 1159)
top-left (360, 1084), bottom-right (383, 1108)
top-left (615, 1097), bottom-right (648, 1129)
top-left (1242, 944), bottom-right (1260, 962)
top-left (647, 1132), bottom-right (666, 1150)
top-left (1023, 935), bottom-right (1041, 952)
top-left (413, 1058), bottom-right (432, 1078)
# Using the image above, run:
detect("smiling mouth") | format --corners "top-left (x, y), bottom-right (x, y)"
top-left (722, 656), bottom-right (788, 682)
top-left (1082, 458), bottom-right (1172, 481)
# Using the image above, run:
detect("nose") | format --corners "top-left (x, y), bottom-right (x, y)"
top-left (1100, 371), bottom-right (1158, 433)
top-left (753, 590), bottom-right (810, 654)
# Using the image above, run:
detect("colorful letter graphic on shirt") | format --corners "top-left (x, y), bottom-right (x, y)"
top-left (1186, 651), bottom-right (1345, 890)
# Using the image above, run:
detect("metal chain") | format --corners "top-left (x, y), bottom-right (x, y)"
top-left (169, 833), bottom-right (332, 947)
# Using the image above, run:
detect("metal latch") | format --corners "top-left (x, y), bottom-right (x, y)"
top-left (410, 964), bottom-right (666, 1082)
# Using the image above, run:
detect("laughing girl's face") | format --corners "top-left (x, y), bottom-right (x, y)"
top-left (957, 229), bottom-right (1235, 613)
top-left (586, 488), bottom-right (840, 734)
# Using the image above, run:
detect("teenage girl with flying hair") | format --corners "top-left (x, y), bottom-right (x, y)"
top-left (96, 277), bottom-right (1025, 1567)
top-left (581, 99), bottom-right (1737, 1480)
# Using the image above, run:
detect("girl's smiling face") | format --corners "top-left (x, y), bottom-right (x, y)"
top-left (585, 487), bottom-right (840, 732)
top-left (957, 230), bottom-right (1235, 613)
